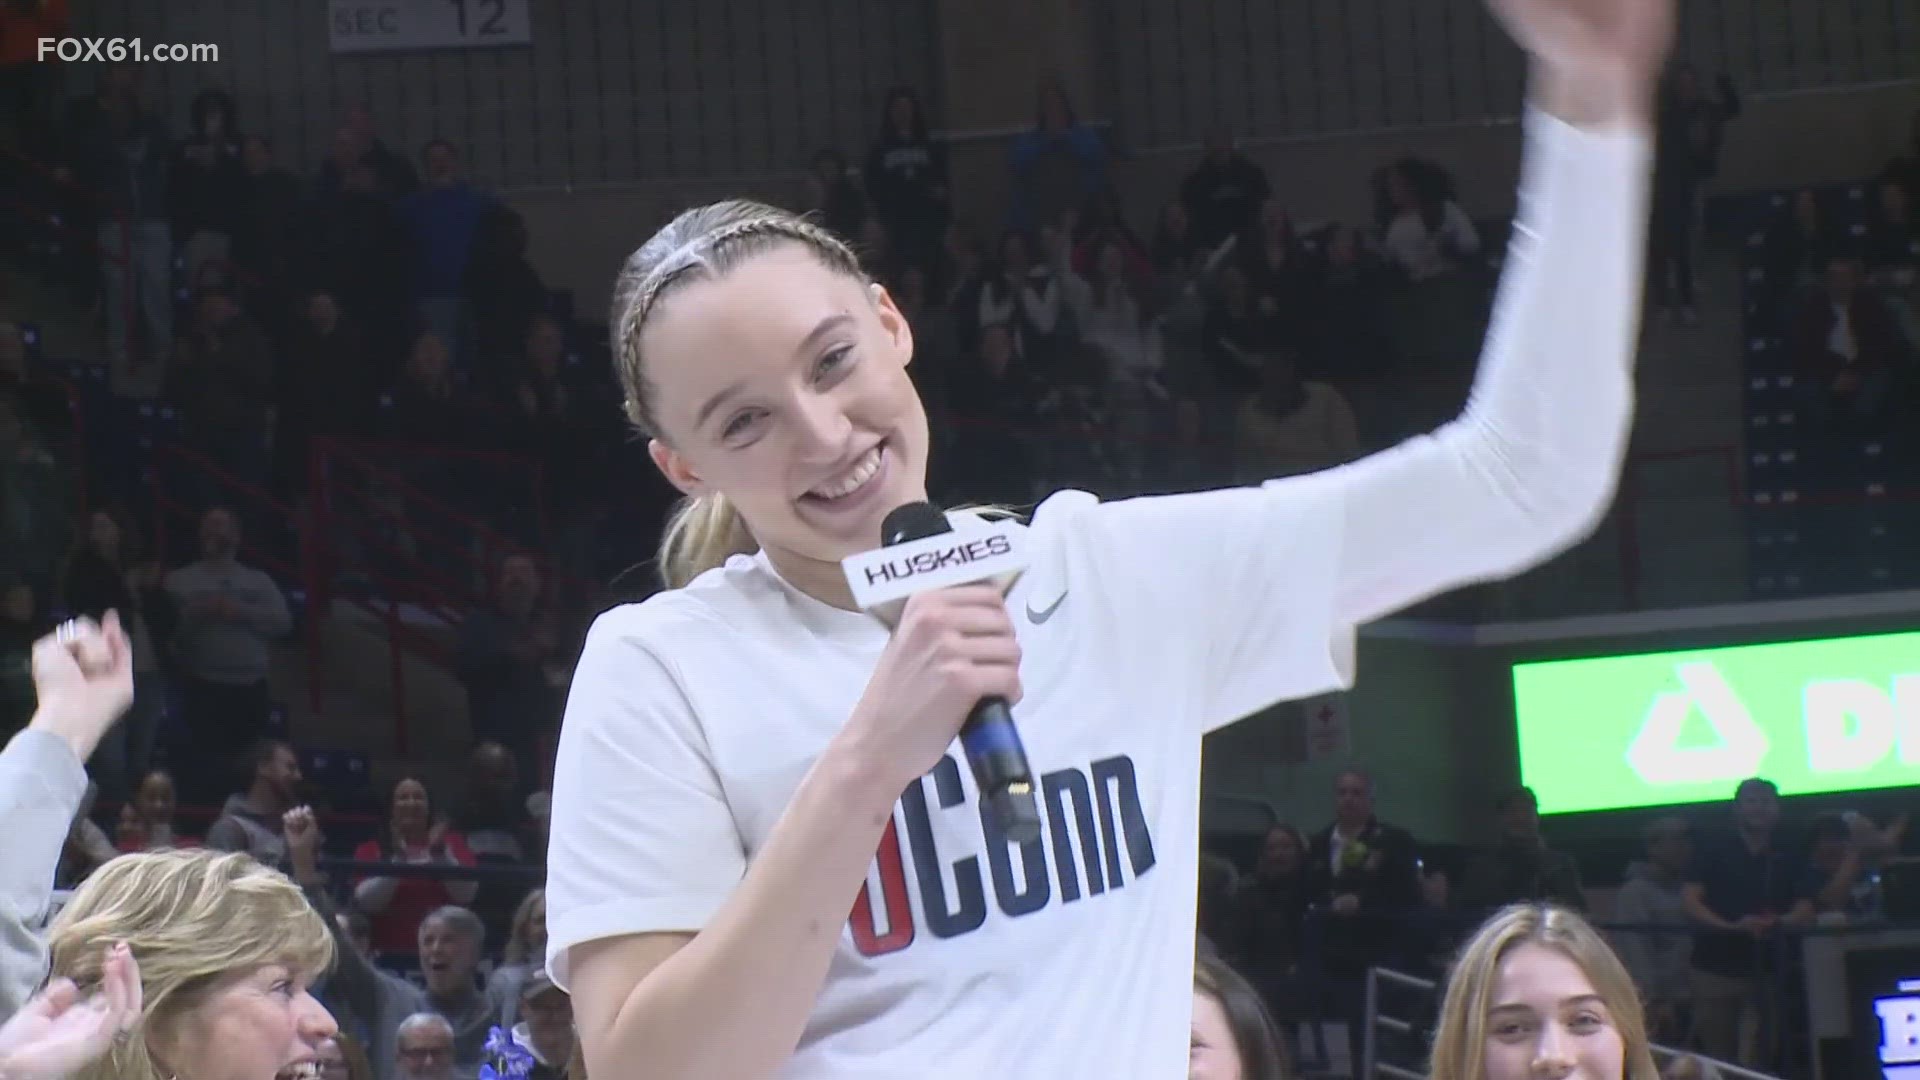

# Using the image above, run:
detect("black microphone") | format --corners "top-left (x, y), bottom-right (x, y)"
top-left (881, 502), bottom-right (1042, 844)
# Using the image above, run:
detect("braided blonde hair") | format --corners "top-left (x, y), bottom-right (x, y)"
top-left (611, 200), bottom-right (867, 589)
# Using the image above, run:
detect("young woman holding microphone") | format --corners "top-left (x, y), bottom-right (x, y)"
top-left (547, 1), bottom-right (1672, 1075)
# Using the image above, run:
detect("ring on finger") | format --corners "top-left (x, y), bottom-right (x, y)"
top-left (53, 619), bottom-right (82, 645)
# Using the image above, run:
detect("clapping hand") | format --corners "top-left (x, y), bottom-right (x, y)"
top-left (29, 613), bottom-right (135, 763)
top-left (0, 943), bottom-right (142, 1080)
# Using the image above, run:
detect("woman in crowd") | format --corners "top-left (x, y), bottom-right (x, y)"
top-left (487, 887), bottom-right (548, 1027)
top-left (46, 847), bottom-right (338, 1080)
top-left (352, 775), bottom-right (477, 956)
top-left (863, 86), bottom-right (949, 274)
top-left (58, 509), bottom-right (161, 802)
top-left (1428, 904), bottom-right (1660, 1080)
top-left (116, 768), bottom-right (199, 852)
top-left (1190, 951), bottom-right (1289, 1080)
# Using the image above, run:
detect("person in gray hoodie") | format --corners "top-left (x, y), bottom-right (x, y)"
top-left (1613, 815), bottom-right (1695, 1041)
top-left (0, 612), bottom-right (135, 1020)
top-left (204, 737), bottom-right (301, 868)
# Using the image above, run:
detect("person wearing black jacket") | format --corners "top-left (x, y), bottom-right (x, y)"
top-left (1650, 66), bottom-right (1739, 326)
top-left (58, 509), bottom-right (161, 802)
top-left (1305, 767), bottom-right (1422, 1057)
top-left (864, 87), bottom-right (950, 275)
top-left (171, 88), bottom-right (245, 289)
top-left (1181, 128), bottom-right (1272, 248)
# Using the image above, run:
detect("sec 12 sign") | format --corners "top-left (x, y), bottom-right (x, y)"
top-left (329, 0), bottom-right (530, 54)
top-left (1511, 629), bottom-right (1920, 815)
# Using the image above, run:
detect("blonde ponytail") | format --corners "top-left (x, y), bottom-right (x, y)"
top-left (657, 491), bottom-right (756, 589)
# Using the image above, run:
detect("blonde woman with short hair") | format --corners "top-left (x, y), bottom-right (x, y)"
top-left (1430, 904), bottom-right (1661, 1080)
top-left (45, 848), bottom-right (338, 1080)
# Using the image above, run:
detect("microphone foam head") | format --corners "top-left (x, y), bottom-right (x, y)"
top-left (881, 501), bottom-right (951, 547)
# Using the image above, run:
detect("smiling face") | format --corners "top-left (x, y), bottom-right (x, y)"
top-left (390, 779), bottom-right (431, 838)
top-left (169, 963), bottom-right (337, 1080)
top-left (1481, 944), bottom-right (1625, 1080)
top-left (640, 244), bottom-right (930, 571)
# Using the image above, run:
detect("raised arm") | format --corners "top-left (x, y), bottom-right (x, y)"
top-left (1329, 54), bottom-right (1660, 627)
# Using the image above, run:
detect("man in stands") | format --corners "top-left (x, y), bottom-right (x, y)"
top-left (511, 968), bottom-right (573, 1080)
top-left (1794, 252), bottom-right (1904, 440)
top-left (455, 553), bottom-right (564, 762)
top-left (204, 737), bottom-right (300, 866)
top-left (393, 1012), bottom-right (459, 1080)
top-left (1683, 777), bottom-right (1814, 1067)
top-left (1458, 785), bottom-right (1586, 913)
top-left (417, 905), bottom-right (498, 1072)
top-left (163, 506), bottom-right (290, 798)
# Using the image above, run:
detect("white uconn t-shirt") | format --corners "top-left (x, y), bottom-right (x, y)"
top-left (546, 111), bottom-right (1649, 1078)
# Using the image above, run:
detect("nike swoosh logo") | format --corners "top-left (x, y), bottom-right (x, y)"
top-left (1026, 591), bottom-right (1068, 624)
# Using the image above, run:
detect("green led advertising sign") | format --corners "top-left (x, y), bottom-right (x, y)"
top-left (1511, 630), bottom-right (1920, 815)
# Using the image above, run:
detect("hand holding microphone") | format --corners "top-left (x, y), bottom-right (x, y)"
top-left (842, 504), bottom-right (1042, 843)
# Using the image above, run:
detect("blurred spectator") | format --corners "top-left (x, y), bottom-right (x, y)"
top-left (205, 736), bottom-right (300, 864)
top-left (1612, 816), bottom-right (1694, 1042)
top-left (404, 139), bottom-right (489, 368)
top-left (0, 318), bottom-right (72, 437)
top-left (1240, 203), bottom-right (1314, 319)
top-left (163, 507), bottom-right (290, 782)
top-left (1793, 253), bottom-right (1903, 438)
top-left (1308, 224), bottom-right (1395, 384)
top-left (1651, 67), bottom-right (1740, 327)
top-left (0, 580), bottom-right (39, 737)
top-left (165, 284), bottom-right (276, 489)
top-left (1076, 238), bottom-right (1156, 382)
top-left (510, 968), bottom-right (572, 1080)
top-left (456, 553), bottom-right (565, 760)
top-left (394, 1012), bottom-right (460, 1080)
top-left (979, 230), bottom-right (1066, 357)
top-left (1682, 778), bottom-right (1814, 1066)
top-left (487, 888), bottom-right (549, 1029)
top-left (1376, 159), bottom-right (1480, 284)
top-left (1182, 127), bottom-right (1271, 248)
top-left (170, 88), bottom-right (245, 288)
top-left (803, 148), bottom-right (867, 242)
top-left (1458, 785), bottom-right (1586, 914)
top-left (53, 778), bottom-right (115, 888)
top-left (60, 508), bottom-right (162, 799)
top-left (1150, 200), bottom-right (1203, 277)
top-left (318, 103), bottom-right (420, 199)
top-left (943, 324), bottom-right (1040, 501)
top-left (384, 330), bottom-right (475, 446)
top-left (1801, 811), bottom-right (1871, 921)
top-left (1066, 190), bottom-right (1154, 286)
top-left (458, 742), bottom-right (539, 934)
top-left (1881, 107), bottom-right (1920, 201)
top-left (1235, 823), bottom-right (1310, 1016)
top-left (864, 86), bottom-right (950, 273)
top-left (0, 0), bottom-right (68, 156)
top-left (939, 222), bottom-right (990, 355)
top-left (1009, 79), bottom-right (1108, 230)
top-left (1307, 766), bottom-right (1421, 1059)
top-left (415, 905), bottom-right (497, 1071)
top-left (1866, 178), bottom-right (1920, 274)
top-left (304, 158), bottom-right (411, 370)
top-left (1232, 338), bottom-right (1358, 479)
top-left (1765, 189), bottom-right (1841, 283)
top-left (353, 776), bottom-right (479, 956)
top-left (287, 806), bottom-right (427, 1080)
top-left (63, 63), bottom-right (171, 368)
top-left (1202, 265), bottom-right (1268, 392)
top-left (277, 290), bottom-right (371, 499)
top-left (0, 399), bottom-right (66, 590)
top-left (465, 203), bottom-right (549, 396)
top-left (233, 134), bottom-right (301, 298)
top-left (856, 213), bottom-right (900, 285)
top-left (115, 766), bottom-right (198, 851)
